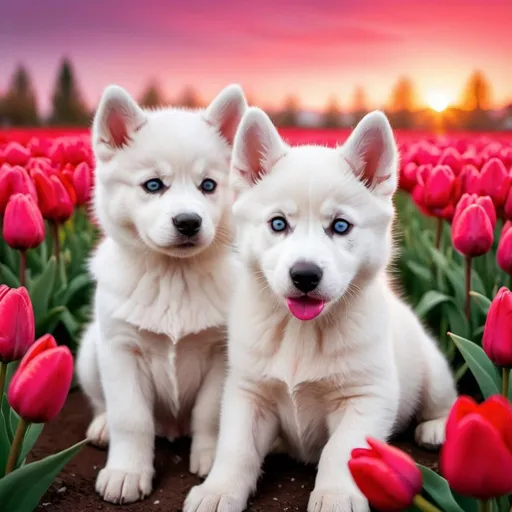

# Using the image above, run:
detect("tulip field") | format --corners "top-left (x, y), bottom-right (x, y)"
top-left (1, 127), bottom-right (512, 511)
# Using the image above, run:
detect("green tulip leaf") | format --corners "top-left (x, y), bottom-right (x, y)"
top-left (0, 263), bottom-right (20, 288)
top-left (28, 256), bottom-right (57, 322)
top-left (17, 423), bottom-right (45, 467)
top-left (406, 261), bottom-right (431, 283)
top-left (451, 491), bottom-right (478, 512)
top-left (414, 291), bottom-right (454, 319)
top-left (0, 439), bottom-right (86, 512)
top-left (418, 465), bottom-right (467, 512)
top-left (9, 408), bottom-right (19, 440)
top-left (469, 291), bottom-right (492, 316)
top-left (446, 304), bottom-right (469, 340)
top-left (35, 306), bottom-right (66, 338)
top-left (53, 274), bottom-right (91, 308)
top-left (0, 408), bottom-right (10, 478)
top-left (449, 333), bottom-right (501, 398)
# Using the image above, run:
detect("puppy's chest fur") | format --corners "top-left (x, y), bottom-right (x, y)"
top-left (92, 238), bottom-right (234, 425)
top-left (235, 316), bottom-right (377, 463)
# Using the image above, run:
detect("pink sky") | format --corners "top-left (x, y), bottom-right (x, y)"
top-left (1, 0), bottom-right (511, 113)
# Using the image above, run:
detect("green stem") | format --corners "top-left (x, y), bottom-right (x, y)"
top-left (51, 222), bottom-right (60, 265)
top-left (478, 499), bottom-right (492, 512)
top-left (465, 257), bottom-right (472, 322)
top-left (413, 495), bottom-right (442, 512)
top-left (5, 418), bottom-right (29, 474)
top-left (19, 250), bottom-right (26, 287)
top-left (502, 367), bottom-right (510, 399)
top-left (0, 362), bottom-right (6, 400)
top-left (435, 218), bottom-right (443, 251)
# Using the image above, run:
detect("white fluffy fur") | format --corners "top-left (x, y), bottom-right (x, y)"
top-left (76, 84), bottom-right (246, 504)
top-left (185, 108), bottom-right (457, 512)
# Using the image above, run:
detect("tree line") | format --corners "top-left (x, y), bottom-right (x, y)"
top-left (0, 58), bottom-right (505, 131)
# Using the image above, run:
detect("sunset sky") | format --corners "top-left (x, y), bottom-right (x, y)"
top-left (1, 0), bottom-right (511, 113)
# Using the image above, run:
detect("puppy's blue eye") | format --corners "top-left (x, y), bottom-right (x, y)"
top-left (332, 218), bottom-right (352, 235)
top-left (200, 178), bottom-right (217, 193)
top-left (142, 178), bottom-right (165, 193)
top-left (270, 216), bottom-right (287, 233)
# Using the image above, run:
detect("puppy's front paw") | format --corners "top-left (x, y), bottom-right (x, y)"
top-left (86, 412), bottom-right (109, 448)
top-left (95, 467), bottom-right (153, 504)
top-left (308, 488), bottom-right (369, 512)
top-left (415, 417), bottom-right (447, 449)
top-left (189, 439), bottom-right (216, 477)
top-left (184, 483), bottom-right (246, 512)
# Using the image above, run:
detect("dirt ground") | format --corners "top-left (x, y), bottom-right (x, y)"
top-left (32, 391), bottom-right (438, 511)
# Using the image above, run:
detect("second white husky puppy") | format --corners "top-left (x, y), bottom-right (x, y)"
top-left (185, 108), bottom-right (457, 512)
top-left (76, 84), bottom-right (246, 504)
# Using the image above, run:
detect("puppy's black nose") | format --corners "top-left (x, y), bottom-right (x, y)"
top-left (289, 262), bottom-right (323, 293)
top-left (173, 213), bottom-right (202, 237)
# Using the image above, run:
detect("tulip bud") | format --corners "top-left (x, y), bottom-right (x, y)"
top-left (438, 147), bottom-right (463, 175)
top-left (32, 168), bottom-right (59, 220)
top-left (49, 175), bottom-right (74, 223)
top-left (348, 437), bottom-right (422, 511)
top-left (454, 193), bottom-right (496, 229)
top-left (479, 157), bottom-right (511, 209)
top-left (452, 203), bottom-right (494, 257)
top-left (0, 285), bottom-right (35, 363)
top-left (0, 165), bottom-right (38, 213)
top-left (3, 194), bottom-right (45, 251)
top-left (441, 395), bottom-right (512, 499)
top-left (72, 162), bottom-right (92, 206)
top-left (8, 334), bottom-right (73, 423)
top-left (2, 142), bottom-right (30, 167)
top-left (424, 165), bottom-right (455, 209)
top-left (482, 287), bottom-right (512, 367)
top-left (399, 162), bottom-right (417, 193)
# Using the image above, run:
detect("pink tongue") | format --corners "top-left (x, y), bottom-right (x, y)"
top-left (286, 297), bottom-right (325, 321)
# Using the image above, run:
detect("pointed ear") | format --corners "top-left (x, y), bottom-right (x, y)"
top-left (340, 111), bottom-right (398, 197)
top-left (92, 85), bottom-right (147, 160)
top-left (204, 84), bottom-right (247, 146)
top-left (231, 107), bottom-right (287, 194)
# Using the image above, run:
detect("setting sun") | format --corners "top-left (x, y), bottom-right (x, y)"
top-left (426, 91), bottom-right (451, 112)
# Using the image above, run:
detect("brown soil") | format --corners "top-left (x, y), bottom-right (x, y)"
top-left (33, 391), bottom-right (438, 511)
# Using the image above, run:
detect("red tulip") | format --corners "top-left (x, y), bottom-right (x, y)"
top-left (441, 395), bottom-right (512, 499)
top-left (58, 171), bottom-right (77, 205)
top-left (0, 165), bottom-right (38, 213)
top-left (49, 175), bottom-right (74, 222)
top-left (454, 165), bottom-right (480, 202)
top-left (8, 334), bottom-right (73, 423)
top-left (451, 203), bottom-right (493, 257)
top-left (423, 165), bottom-right (455, 209)
top-left (348, 437), bottom-right (422, 511)
top-left (32, 168), bottom-right (59, 220)
top-left (3, 194), bottom-right (45, 250)
top-left (2, 142), bottom-right (30, 167)
top-left (438, 147), bottom-right (462, 175)
top-left (478, 158), bottom-right (511, 209)
top-left (27, 137), bottom-right (51, 158)
top-left (482, 287), bottom-right (512, 367)
top-left (0, 286), bottom-right (35, 363)
top-left (503, 186), bottom-right (512, 220)
top-left (454, 193), bottom-right (496, 229)
top-left (73, 162), bottom-right (92, 205)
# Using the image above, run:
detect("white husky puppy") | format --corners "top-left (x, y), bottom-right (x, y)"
top-left (76, 84), bottom-right (247, 504)
top-left (185, 108), bottom-right (457, 512)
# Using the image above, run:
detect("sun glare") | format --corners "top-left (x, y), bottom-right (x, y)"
top-left (426, 91), bottom-right (451, 113)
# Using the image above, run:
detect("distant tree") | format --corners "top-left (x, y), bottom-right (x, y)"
top-left (176, 86), bottom-right (202, 108)
top-left (275, 95), bottom-right (300, 127)
top-left (3, 66), bottom-right (39, 126)
top-left (352, 86), bottom-right (368, 123)
top-left (322, 96), bottom-right (342, 128)
top-left (389, 77), bottom-right (417, 128)
top-left (50, 58), bottom-right (89, 125)
top-left (461, 71), bottom-right (492, 130)
top-left (139, 80), bottom-right (165, 109)
top-left (462, 71), bottom-right (491, 111)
